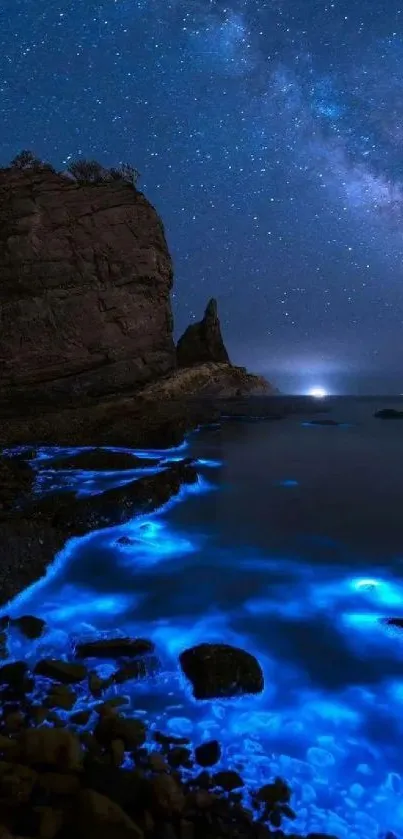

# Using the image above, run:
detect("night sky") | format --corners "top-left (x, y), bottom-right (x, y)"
top-left (1, 1), bottom-right (403, 393)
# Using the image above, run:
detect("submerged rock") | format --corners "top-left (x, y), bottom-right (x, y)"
top-left (306, 419), bottom-right (340, 426)
top-left (179, 643), bottom-right (264, 699)
top-left (75, 637), bottom-right (154, 660)
top-left (11, 614), bottom-right (46, 640)
top-left (194, 739), bottom-right (221, 767)
top-left (374, 408), bottom-right (403, 419)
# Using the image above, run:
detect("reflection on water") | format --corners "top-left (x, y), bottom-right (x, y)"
top-left (4, 398), bottom-right (403, 839)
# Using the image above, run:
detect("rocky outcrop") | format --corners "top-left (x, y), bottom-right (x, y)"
top-left (176, 298), bottom-right (230, 367)
top-left (0, 166), bottom-right (175, 414)
top-left (374, 408), bottom-right (403, 419)
top-left (0, 620), bottom-right (336, 839)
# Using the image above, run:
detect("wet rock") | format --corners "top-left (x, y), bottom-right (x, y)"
top-left (384, 617), bottom-right (403, 629)
top-left (100, 696), bottom-right (130, 710)
top-left (110, 738), bottom-right (126, 767)
top-left (192, 789), bottom-right (217, 809)
top-left (154, 732), bottom-right (190, 748)
top-left (56, 450), bottom-right (155, 472)
top-left (75, 637), bottom-right (154, 660)
top-left (148, 752), bottom-right (169, 773)
top-left (11, 615), bottom-right (46, 640)
top-left (18, 728), bottom-right (83, 770)
top-left (34, 658), bottom-right (87, 684)
top-left (0, 661), bottom-right (28, 688)
top-left (374, 408), bottom-right (403, 419)
top-left (28, 706), bottom-right (48, 727)
top-left (74, 788), bottom-right (144, 837)
top-left (3, 710), bottom-right (25, 732)
top-left (94, 715), bottom-right (146, 750)
top-left (113, 657), bottom-right (158, 684)
top-left (0, 761), bottom-right (38, 802)
top-left (212, 770), bottom-right (244, 791)
top-left (117, 535), bottom-right (135, 546)
top-left (88, 673), bottom-right (104, 696)
top-left (194, 740), bottom-right (221, 767)
top-left (256, 778), bottom-right (291, 806)
top-left (44, 684), bottom-right (77, 711)
top-left (151, 773), bottom-right (185, 813)
top-left (167, 747), bottom-right (192, 769)
top-left (179, 643), bottom-right (264, 699)
top-left (70, 709), bottom-right (92, 726)
top-left (307, 835), bottom-right (339, 839)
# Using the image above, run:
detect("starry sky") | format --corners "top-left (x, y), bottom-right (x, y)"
top-left (1, 0), bottom-right (403, 393)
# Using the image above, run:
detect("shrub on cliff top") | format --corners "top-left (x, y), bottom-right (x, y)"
top-left (10, 149), bottom-right (55, 172)
top-left (68, 158), bottom-right (140, 187)
top-left (67, 158), bottom-right (108, 184)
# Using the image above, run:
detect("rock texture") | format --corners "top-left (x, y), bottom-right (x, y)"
top-left (177, 298), bottom-right (230, 367)
top-left (0, 167), bottom-right (175, 414)
top-left (179, 643), bottom-right (264, 699)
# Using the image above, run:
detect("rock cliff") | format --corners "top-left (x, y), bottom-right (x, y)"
top-left (0, 160), bottom-right (275, 445)
top-left (0, 166), bottom-right (175, 414)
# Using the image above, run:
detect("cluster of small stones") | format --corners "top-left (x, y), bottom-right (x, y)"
top-left (0, 616), bottom-right (338, 839)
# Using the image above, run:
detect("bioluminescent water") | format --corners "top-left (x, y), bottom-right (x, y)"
top-left (3, 398), bottom-right (403, 838)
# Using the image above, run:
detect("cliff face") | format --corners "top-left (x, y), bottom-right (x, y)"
top-left (0, 167), bottom-right (175, 412)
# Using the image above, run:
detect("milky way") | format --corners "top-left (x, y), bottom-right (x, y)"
top-left (1, 0), bottom-right (403, 392)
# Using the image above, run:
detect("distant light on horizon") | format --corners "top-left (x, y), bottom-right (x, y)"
top-left (308, 386), bottom-right (328, 398)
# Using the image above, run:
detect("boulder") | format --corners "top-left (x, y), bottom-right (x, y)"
top-left (94, 715), bottom-right (146, 750)
top-left (34, 658), bottom-right (87, 684)
top-left (179, 643), bottom-right (264, 699)
top-left (18, 728), bottom-right (83, 770)
top-left (177, 298), bottom-right (230, 367)
top-left (194, 740), bottom-right (221, 767)
top-left (0, 761), bottom-right (38, 803)
top-left (11, 614), bottom-right (46, 639)
top-left (0, 661), bottom-right (29, 687)
top-left (75, 789), bottom-right (143, 837)
top-left (212, 770), bottom-right (244, 791)
top-left (151, 774), bottom-right (185, 813)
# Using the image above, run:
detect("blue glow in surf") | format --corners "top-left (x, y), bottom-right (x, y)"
top-left (3, 416), bottom-right (403, 839)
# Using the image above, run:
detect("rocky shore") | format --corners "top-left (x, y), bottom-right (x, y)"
top-left (0, 438), bottom-right (344, 839)
top-left (0, 612), bottom-right (335, 839)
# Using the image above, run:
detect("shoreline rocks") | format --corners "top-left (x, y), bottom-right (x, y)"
top-left (0, 622), bottom-right (336, 839)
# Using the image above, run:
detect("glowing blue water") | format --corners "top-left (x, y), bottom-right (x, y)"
top-left (3, 399), bottom-right (403, 838)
